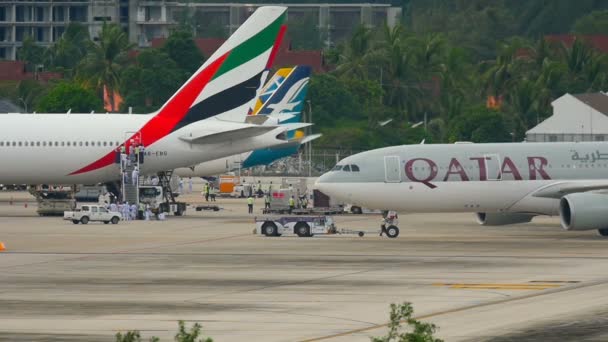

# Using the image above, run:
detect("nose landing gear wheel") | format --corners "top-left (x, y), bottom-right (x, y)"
top-left (386, 225), bottom-right (399, 238)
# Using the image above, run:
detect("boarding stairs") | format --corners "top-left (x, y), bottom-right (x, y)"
top-left (120, 154), bottom-right (139, 205)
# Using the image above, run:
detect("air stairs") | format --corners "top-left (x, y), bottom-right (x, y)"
top-left (120, 152), bottom-right (140, 205)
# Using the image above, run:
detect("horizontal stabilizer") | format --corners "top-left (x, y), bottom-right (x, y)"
top-left (179, 125), bottom-right (280, 145)
top-left (299, 133), bottom-right (322, 144)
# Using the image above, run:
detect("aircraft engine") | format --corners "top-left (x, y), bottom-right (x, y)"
top-left (559, 193), bottom-right (608, 231)
top-left (475, 212), bottom-right (535, 226)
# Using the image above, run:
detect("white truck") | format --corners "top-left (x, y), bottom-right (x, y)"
top-left (255, 215), bottom-right (337, 237)
top-left (139, 185), bottom-right (187, 216)
top-left (63, 205), bottom-right (122, 225)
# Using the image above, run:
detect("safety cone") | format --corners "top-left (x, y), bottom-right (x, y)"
top-left (0, 242), bottom-right (5, 252)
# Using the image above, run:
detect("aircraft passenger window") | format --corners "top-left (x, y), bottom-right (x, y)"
top-left (54, 142), bottom-right (58, 146)
top-left (103, 141), bottom-right (107, 146)
top-left (79, 142), bottom-right (83, 146)
top-left (43, 142), bottom-right (46, 146)
top-left (332, 165), bottom-right (343, 171)
top-left (24, 142), bottom-right (28, 146)
top-left (0, 142), bottom-right (3, 146)
top-left (67, 142), bottom-right (71, 146)
top-left (351, 165), bottom-right (360, 172)
top-left (343, 165), bottom-right (351, 172)
top-left (61, 142), bottom-right (65, 146)
top-left (18, 141), bottom-right (22, 146)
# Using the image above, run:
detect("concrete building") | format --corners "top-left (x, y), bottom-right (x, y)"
top-left (0, 0), bottom-right (131, 60)
top-left (0, 1), bottom-right (401, 60)
top-left (526, 92), bottom-right (608, 142)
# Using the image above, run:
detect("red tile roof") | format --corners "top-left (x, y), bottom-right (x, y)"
top-left (545, 34), bottom-right (608, 53)
top-left (0, 61), bottom-right (61, 82)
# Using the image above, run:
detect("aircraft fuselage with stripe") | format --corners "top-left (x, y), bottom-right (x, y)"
top-left (0, 111), bottom-right (282, 184)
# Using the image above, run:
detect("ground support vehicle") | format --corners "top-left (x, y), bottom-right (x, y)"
top-left (63, 205), bottom-right (121, 224)
top-left (255, 214), bottom-right (399, 238)
top-left (195, 204), bottom-right (221, 212)
top-left (255, 216), bottom-right (337, 237)
top-left (30, 184), bottom-right (77, 216)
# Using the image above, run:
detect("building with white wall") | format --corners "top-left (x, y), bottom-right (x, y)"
top-left (0, 1), bottom-right (401, 60)
top-left (526, 92), bottom-right (608, 142)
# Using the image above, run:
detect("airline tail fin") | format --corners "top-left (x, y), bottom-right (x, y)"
top-left (144, 6), bottom-right (287, 135)
top-left (68, 6), bottom-right (287, 176)
top-left (253, 65), bottom-right (311, 122)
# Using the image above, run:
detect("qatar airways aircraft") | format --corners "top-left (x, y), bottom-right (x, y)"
top-left (175, 65), bottom-right (320, 177)
top-left (0, 6), bottom-right (288, 185)
top-left (315, 142), bottom-right (608, 236)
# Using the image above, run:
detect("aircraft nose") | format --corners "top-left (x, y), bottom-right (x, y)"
top-left (314, 171), bottom-right (332, 192)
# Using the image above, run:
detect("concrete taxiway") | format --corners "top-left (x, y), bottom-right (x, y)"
top-left (1, 191), bottom-right (608, 341)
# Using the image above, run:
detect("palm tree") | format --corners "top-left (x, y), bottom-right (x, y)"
top-left (77, 22), bottom-right (132, 112)
top-left (334, 25), bottom-right (374, 80)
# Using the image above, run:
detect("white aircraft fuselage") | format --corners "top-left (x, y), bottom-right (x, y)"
top-left (0, 113), bottom-right (283, 184)
top-left (316, 142), bottom-right (608, 216)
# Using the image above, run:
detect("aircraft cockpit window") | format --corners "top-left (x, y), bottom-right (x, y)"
top-left (351, 165), bottom-right (360, 172)
top-left (343, 165), bottom-right (351, 172)
top-left (331, 165), bottom-right (343, 171)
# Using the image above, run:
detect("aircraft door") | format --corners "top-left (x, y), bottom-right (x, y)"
top-left (484, 154), bottom-right (501, 180)
top-left (384, 156), bottom-right (402, 183)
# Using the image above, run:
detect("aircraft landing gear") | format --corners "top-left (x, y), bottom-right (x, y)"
top-left (380, 210), bottom-right (400, 238)
top-left (598, 228), bottom-right (608, 237)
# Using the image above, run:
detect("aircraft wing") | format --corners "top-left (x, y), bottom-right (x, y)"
top-left (280, 122), bottom-right (313, 131)
top-left (179, 125), bottom-right (281, 145)
top-left (531, 181), bottom-right (608, 199)
top-left (299, 133), bottom-right (322, 145)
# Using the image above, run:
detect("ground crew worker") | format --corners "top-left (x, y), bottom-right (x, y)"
top-left (130, 203), bottom-right (137, 220)
top-left (139, 145), bottom-right (145, 164)
top-left (264, 193), bottom-right (271, 210)
top-left (203, 183), bottom-right (210, 201)
top-left (131, 166), bottom-right (139, 186)
top-left (188, 177), bottom-right (193, 193)
top-left (288, 196), bottom-right (295, 214)
top-left (247, 195), bottom-right (254, 214)
top-left (134, 145), bottom-right (140, 164)
top-left (210, 187), bottom-right (216, 201)
top-left (114, 147), bottom-right (120, 164)
top-left (301, 196), bottom-right (308, 209)
top-left (256, 180), bottom-right (263, 197)
top-left (138, 202), bottom-right (145, 220)
top-left (120, 145), bottom-right (127, 169)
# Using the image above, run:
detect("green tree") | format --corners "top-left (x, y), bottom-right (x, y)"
top-left (36, 82), bottom-right (103, 113)
top-left (45, 23), bottom-right (91, 74)
top-left (572, 10), bottom-right (608, 34)
top-left (174, 320), bottom-right (213, 342)
top-left (308, 73), bottom-right (362, 128)
top-left (334, 25), bottom-right (374, 80)
top-left (77, 22), bottom-right (132, 112)
top-left (372, 302), bottom-right (443, 342)
top-left (17, 37), bottom-right (45, 72)
top-left (120, 49), bottom-right (186, 112)
top-left (161, 30), bottom-right (204, 74)
top-left (16, 80), bottom-right (46, 113)
top-left (448, 106), bottom-right (512, 143)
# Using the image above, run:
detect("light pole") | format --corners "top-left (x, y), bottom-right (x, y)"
top-left (18, 97), bottom-right (27, 113)
top-left (307, 100), bottom-right (313, 177)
